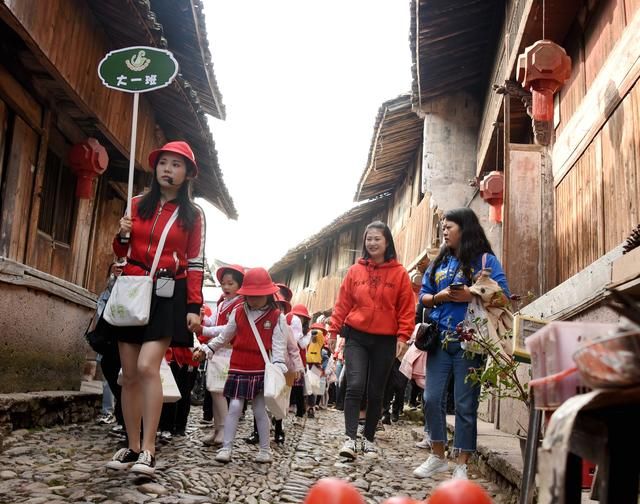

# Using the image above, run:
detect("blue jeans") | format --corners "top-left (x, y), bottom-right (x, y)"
top-left (424, 338), bottom-right (483, 452)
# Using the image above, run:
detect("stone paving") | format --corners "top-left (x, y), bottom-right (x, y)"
top-left (0, 407), bottom-right (517, 503)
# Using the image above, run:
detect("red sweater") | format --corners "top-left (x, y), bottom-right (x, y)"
top-left (112, 195), bottom-right (205, 314)
top-left (229, 307), bottom-right (280, 374)
top-left (329, 258), bottom-right (415, 342)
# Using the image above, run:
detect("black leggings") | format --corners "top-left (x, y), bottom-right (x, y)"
top-left (343, 328), bottom-right (396, 441)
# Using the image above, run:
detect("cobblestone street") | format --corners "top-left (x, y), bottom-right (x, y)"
top-left (0, 407), bottom-right (516, 504)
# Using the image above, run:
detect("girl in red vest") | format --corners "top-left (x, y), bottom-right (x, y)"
top-left (287, 304), bottom-right (312, 417)
top-left (198, 264), bottom-right (245, 446)
top-left (198, 267), bottom-right (288, 464)
top-left (105, 141), bottom-right (205, 476)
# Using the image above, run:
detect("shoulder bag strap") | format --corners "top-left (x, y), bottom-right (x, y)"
top-left (245, 305), bottom-right (270, 366)
top-left (148, 207), bottom-right (180, 278)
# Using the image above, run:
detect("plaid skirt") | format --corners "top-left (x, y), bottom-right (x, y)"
top-left (224, 372), bottom-right (264, 400)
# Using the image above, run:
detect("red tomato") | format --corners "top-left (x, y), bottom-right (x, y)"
top-left (427, 480), bottom-right (493, 504)
top-left (303, 478), bottom-right (366, 504)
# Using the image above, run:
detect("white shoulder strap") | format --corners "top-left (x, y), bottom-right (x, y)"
top-left (149, 207), bottom-right (180, 278)
top-left (245, 305), bottom-right (270, 365)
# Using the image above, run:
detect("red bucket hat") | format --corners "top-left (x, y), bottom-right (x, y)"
top-left (275, 283), bottom-right (293, 302)
top-left (290, 304), bottom-right (311, 320)
top-left (310, 322), bottom-right (327, 334)
top-left (148, 141), bottom-right (198, 177)
top-left (216, 264), bottom-right (245, 284)
top-left (236, 267), bottom-right (279, 297)
top-left (274, 292), bottom-right (292, 314)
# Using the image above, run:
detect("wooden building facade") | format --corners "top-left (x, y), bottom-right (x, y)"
top-left (0, 0), bottom-right (236, 393)
top-left (411, 0), bottom-right (640, 433)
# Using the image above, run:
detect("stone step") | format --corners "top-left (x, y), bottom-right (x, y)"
top-left (0, 390), bottom-right (100, 446)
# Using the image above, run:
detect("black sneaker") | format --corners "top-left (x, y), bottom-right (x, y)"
top-left (130, 450), bottom-right (156, 476)
top-left (106, 448), bottom-right (139, 470)
top-left (244, 431), bottom-right (259, 445)
top-left (381, 413), bottom-right (391, 425)
top-left (391, 412), bottom-right (400, 423)
top-left (307, 408), bottom-right (315, 419)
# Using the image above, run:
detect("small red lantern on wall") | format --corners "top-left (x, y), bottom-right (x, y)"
top-left (68, 138), bottom-right (108, 199)
top-left (517, 40), bottom-right (571, 122)
top-left (480, 171), bottom-right (504, 223)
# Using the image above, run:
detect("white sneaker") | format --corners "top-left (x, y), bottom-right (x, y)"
top-left (413, 455), bottom-right (449, 479)
top-left (362, 439), bottom-right (379, 458)
top-left (356, 424), bottom-right (365, 438)
top-left (254, 449), bottom-right (273, 463)
top-left (339, 438), bottom-right (357, 460)
top-left (215, 447), bottom-right (232, 463)
top-left (415, 433), bottom-right (432, 449)
top-left (452, 463), bottom-right (468, 479)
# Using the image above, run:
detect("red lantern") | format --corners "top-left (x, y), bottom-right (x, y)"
top-left (479, 171), bottom-right (504, 223)
top-left (68, 138), bottom-right (108, 199)
top-left (427, 480), bottom-right (493, 504)
top-left (304, 478), bottom-right (365, 504)
top-left (516, 40), bottom-right (571, 121)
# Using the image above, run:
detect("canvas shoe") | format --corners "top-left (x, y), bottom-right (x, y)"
top-left (255, 449), bottom-right (273, 463)
top-left (415, 433), bottom-right (432, 449)
top-left (215, 447), bottom-right (232, 463)
top-left (362, 439), bottom-right (379, 458)
top-left (106, 448), bottom-right (139, 470)
top-left (130, 450), bottom-right (156, 476)
top-left (452, 463), bottom-right (469, 480)
top-left (339, 438), bottom-right (357, 460)
top-left (356, 423), bottom-right (365, 438)
top-left (413, 455), bottom-right (449, 479)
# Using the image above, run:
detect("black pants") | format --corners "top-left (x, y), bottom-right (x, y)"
top-left (383, 359), bottom-right (408, 416)
top-left (202, 387), bottom-right (213, 421)
top-left (343, 327), bottom-right (396, 441)
top-left (409, 380), bottom-right (423, 407)
top-left (159, 362), bottom-right (197, 433)
top-left (290, 385), bottom-right (306, 417)
top-left (99, 345), bottom-right (124, 426)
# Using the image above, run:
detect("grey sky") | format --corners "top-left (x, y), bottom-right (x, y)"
top-left (198, 1), bottom-right (411, 269)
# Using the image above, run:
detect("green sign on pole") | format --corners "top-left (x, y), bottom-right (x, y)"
top-left (97, 45), bottom-right (179, 218)
top-left (98, 46), bottom-right (178, 93)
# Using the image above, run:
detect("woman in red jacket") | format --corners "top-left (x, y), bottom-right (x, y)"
top-left (105, 141), bottom-right (205, 476)
top-left (329, 221), bottom-right (415, 459)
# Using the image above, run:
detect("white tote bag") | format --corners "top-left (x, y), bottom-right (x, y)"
top-left (206, 347), bottom-right (232, 393)
top-left (103, 208), bottom-right (179, 327)
top-left (306, 366), bottom-right (324, 396)
top-left (246, 307), bottom-right (288, 419)
top-left (160, 359), bottom-right (181, 403)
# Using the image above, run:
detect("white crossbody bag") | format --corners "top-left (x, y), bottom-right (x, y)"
top-left (103, 207), bottom-right (179, 327)
top-left (246, 306), bottom-right (288, 419)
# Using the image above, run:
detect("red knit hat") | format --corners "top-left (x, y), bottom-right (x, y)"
top-left (148, 141), bottom-right (198, 177)
top-left (310, 322), bottom-right (327, 334)
top-left (274, 292), bottom-right (292, 314)
top-left (216, 264), bottom-right (245, 284)
top-left (236, 267), bottom-right (279, 297)
top-left (290, 304), bottom-right (311, 320)
top-left (275, 283), bottom-right (293, 302)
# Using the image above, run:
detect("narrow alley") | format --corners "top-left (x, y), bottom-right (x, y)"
top-left (0, 409), bottom-right (515, 504)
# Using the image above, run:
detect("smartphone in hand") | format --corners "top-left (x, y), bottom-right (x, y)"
top-left (450, 282), bottom-right (465, 290)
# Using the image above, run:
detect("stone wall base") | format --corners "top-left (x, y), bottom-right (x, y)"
top-left (0, 391), bottom-right (100, 449)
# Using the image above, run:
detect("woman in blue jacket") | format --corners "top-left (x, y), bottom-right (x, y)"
top-left (413, 207), bottom-right (510, 481)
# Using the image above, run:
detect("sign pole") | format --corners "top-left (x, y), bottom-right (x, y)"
top-left (126, 92), bottom-right (140, 216)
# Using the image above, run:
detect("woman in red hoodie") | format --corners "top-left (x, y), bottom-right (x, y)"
top-left (329, 221), bottom-right (415, 459)
top-left (104, 141), bottom-right (205, 476)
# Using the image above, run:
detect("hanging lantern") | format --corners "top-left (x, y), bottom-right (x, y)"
top-left (516, 40), bottom-right (571, 122)
top-left (68, 138), bottom-right (108, 199)
top-left (480, 171), bottom-right (504, 223)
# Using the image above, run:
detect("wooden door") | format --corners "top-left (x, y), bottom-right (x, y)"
top-left (27, 128), bottom-right (76, 281)
top-left (0, 116), bottom-right (39, 261)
